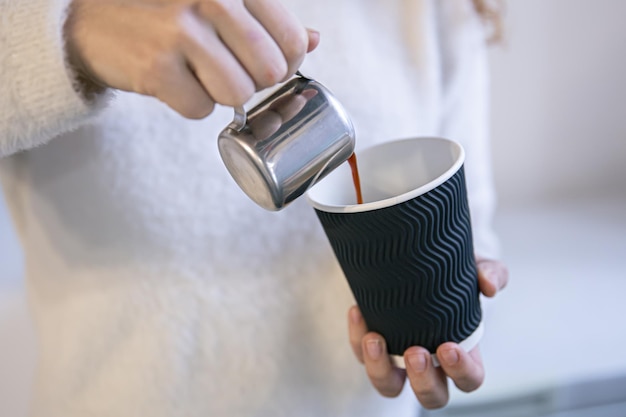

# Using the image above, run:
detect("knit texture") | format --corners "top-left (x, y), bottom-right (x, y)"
top-left (0, 0), bottom-right (108, 157)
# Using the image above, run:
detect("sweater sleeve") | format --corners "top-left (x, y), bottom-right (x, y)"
top-left (436, 1), bottom-right (500, 259)
top-left (0, 0), bottom-right (110, 158)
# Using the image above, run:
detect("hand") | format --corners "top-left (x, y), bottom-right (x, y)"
top-left (348, 258), bottom-right (509, 409)
top-left (64, 0), bottom-right (320, 118)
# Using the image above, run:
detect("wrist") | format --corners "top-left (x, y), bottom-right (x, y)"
top-left (63, 0), bottom-right (107, 100)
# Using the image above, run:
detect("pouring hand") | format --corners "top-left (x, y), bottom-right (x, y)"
top-left (64, 0), bottom-right (320, 118)
top-left (347, 258), bottom-right (509, 409)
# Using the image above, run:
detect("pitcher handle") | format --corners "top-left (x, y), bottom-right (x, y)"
top-left (232, 106), bottom-right (247, 132)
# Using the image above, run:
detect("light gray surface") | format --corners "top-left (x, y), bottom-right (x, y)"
top-left (425, 374), bottom-right (626, 417)
top-left (476, 196), bottom-right (626, 401)
top-left (431, 195), bottom-right (626, 416)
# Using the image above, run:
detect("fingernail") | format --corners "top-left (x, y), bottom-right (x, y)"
top-left (407, 353), bottom-right (427, 372)
top-left (441, 348), bottom-right (459, 365)
top-left (366, 339), bottom-right (383, 360)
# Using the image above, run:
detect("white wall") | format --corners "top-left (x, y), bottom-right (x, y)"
top-left (490, 0), bottom-right (626, 206)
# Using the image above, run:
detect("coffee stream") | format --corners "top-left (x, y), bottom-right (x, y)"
top-left (347, 153), bottom-right (363, 205)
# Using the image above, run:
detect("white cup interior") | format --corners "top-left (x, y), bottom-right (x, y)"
top-left (306, 137), bottom-right (464, 213)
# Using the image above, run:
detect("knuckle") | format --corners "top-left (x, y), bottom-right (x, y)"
top-left (216, 80), bottom-right (255, 107)
top-left (281, 28), bottom-right (308, 64)
top-left (255, 60), bottom-right (288, 89)
top-left (137, 54), bottom-right (176, 96)
top-left (195, 0), bottom-right (235, 19)
top-left (157, 90), bottom-right (215, 119)
top-left (159, 4), bottom-right (201, 46)
top-left (171, 7), bottom-right (198, 44)
top-left (235, 82), bottom-right (256, 105)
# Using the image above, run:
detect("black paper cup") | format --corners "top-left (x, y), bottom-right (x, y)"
top-left (306, 137), bottom-right (483, 368)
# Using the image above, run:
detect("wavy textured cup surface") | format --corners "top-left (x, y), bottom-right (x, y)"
top-left (306, 137), bottom-right (482, 360)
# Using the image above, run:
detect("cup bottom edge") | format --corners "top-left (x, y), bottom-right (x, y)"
top-left (390, 321), bottom-right (485, 369)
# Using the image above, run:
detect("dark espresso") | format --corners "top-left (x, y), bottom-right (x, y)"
top-left (348, 153), bottom-right (363, 204)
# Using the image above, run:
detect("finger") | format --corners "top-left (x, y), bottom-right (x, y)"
top-left (146, 54), bottom-right (215, 119)
top-left (476, 258), bottom-right (509, 297)
top-left (362, 333), bottom-right (406, 397)
top-left (177, 7), bottom-right (255, 107)
top-left (404, 347), bottom-right (449, 409)
top-left (437, 343), bottom-right (485, 393)
top-left (347, 306), bottom-right (367, 364)
top-left (197, 0), bottom-right (290, 89)
top-left (244, 0), bottom-right (309, 78)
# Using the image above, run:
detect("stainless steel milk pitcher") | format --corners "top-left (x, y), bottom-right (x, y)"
top-left (218, 73), bottom-right (355, 211)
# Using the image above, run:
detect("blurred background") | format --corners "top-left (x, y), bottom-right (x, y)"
top-left (425, 0), bottom-right (626, 416)
top-left (1, 0), bottom-right (625, 416)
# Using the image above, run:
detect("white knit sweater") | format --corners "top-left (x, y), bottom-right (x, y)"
top-left (0, 0), bottom-right (498, 416)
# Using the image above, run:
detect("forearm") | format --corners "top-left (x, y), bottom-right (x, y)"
top-left (0, 0), bottom-right (109, 158)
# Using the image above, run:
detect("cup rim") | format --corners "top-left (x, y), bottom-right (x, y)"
top-left (306, 136), bottom-right (465, 214)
